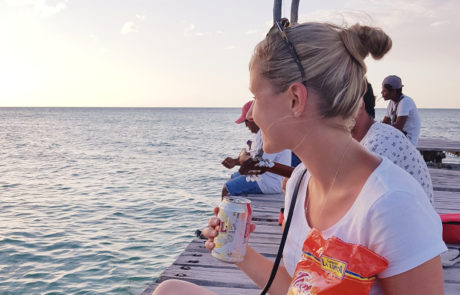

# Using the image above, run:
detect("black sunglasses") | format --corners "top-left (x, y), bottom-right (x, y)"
top-left (267, 18), bottom-right (306, 85)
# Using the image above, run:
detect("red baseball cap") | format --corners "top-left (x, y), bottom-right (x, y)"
top-left (235, 100), bottom-right (253, 124)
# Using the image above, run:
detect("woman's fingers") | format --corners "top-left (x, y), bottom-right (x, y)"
top-left (205, 240), bottom-right (215, 250)
top-left (201, 215), bottom-right (220, 239)
top-left (249, 223), bottom-right (256, 234)
top-left (201, 226), bottom-right (218, 239)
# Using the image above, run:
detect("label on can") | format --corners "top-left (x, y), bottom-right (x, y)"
top-left (211, 196), bottom-right (252, 263)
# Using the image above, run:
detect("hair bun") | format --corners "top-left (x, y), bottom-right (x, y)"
top-left (340, 24), bottom-right (392, 69)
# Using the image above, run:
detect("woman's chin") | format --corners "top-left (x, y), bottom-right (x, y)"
top-left (262, 144), bottom-right (282, 155)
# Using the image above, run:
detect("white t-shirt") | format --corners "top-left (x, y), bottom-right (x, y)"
top-left (385, 95), bottom-right (421, 146)
top-left (252, 130), bottom-right (291, 194)
top-left (361, 122), bottom-right (433, 204)
top-left (283, 158), bottom-right (446, 294)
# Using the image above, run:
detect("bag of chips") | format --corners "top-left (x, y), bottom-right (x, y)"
top-left (288, 229), bottom-right (388, 295)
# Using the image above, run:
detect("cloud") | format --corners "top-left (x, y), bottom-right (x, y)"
top-left (120, 14), bottom-right (145, 35)
top-left (246, 29), bottom-right (258, 35)
top-left (225, 45), bottom-right (236, 50)
top-left (183, 23), bottom-right (217, 37)
top-left (195, 31), bottom-right (212, 37)
top-left (5, 0), bottom-right (68, 17)
top-left (184, 23), bottom-right (195, 34)
top-left (120, 21), bottom-right (139, 35)
top-left (295, 0), bottom-right (460, 34)
top-left (298, 9), bottom-right (375, 26)
top-left (430, 20), bottom-right (448, 27)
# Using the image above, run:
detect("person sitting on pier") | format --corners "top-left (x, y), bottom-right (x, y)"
top-left (354, 82), bottom-right (434, 203)
top-left (381, 75), bottom-right (421, 146)
top-left (221, 100), bottom-right (291, 198)
top-left (153, 19), bottom-right (446, 295)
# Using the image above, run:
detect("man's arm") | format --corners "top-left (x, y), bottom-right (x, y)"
top-left (239, 159), bottom-right (295, 178)
top-left (392, 115), bottom-right (408, 132)
top-left (221, 157), bottom-right (239, 169)
top-left (382, 116), bottom-right (391, 124)
top-left (221, 149), bottom-right (252, 169)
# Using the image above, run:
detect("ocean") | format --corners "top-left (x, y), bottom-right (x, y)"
top-left (0, 107), bottom-right (459, 294)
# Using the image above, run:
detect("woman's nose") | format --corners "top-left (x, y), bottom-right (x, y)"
top-left (246, 102), bottom-right (254, 121)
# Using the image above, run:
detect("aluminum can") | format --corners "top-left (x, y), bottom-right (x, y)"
top-left (211, 196), bottom-right (252, 263)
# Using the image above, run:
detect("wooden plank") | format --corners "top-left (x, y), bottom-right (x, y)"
top-left (418, 138), bottom-right (460, 152)
top-left (141, 283), bottom-right (157, 295)
top-left (141, 283), bottom-right (262, 295)
top-left (203, 286), bottom-right (261, 295)
top-left (430, 168), bottom-right (460, 192)
top-left (156, 264), bottom-right (258, 288)
top-left (434, 191), bottom-right (460, 214)
top-left (445, 283), bottom-right (460, 295)
top-left (443, 267), bottom-right (460, 284)
top-left (169, 246), bottom-right (282, 269)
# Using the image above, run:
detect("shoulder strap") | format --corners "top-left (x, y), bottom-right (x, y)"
top-left (260, 169), bottom-right (308, 295)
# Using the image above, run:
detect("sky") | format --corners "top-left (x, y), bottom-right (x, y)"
top-left (0, 0), bottom-right (459, 108)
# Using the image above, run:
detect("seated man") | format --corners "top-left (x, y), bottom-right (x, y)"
top-left (355, 82), bottom-right (433, 203)
top-left (221, 100), bottom-right (291, 197)
top-left (381, 75), bottom-right (421, 146)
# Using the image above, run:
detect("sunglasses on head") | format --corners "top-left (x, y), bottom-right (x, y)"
top-left (267, 18), bottom-right (306, 86)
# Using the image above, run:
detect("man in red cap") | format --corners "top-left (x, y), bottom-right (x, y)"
top-left (221, 101), bottom-right (259, 170)
top-left (221, 100), bottom-right (291, 198)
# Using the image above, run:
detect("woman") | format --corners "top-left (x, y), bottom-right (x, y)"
top-left (154, 19), bottom-right (446, 295)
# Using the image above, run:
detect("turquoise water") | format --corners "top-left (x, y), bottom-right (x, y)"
top-left (0, 108), bottom-right (459, 294)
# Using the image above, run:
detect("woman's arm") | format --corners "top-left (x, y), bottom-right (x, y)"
top-left (236, 246), bottom-right (292, 295)
top-left (203, 209), bottom-right (292, 295)
top-left (380, 256), bottom-right (444, 295)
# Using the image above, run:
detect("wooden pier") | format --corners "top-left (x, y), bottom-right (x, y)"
top-left (142, 142), bottom-right (460, 295)
top-left (418, 138), bottom-right (460, 166)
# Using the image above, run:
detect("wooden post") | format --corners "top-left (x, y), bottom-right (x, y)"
top-left (291, 0), bottom-right (300, 24)
top-left (273, 0), bottom-right (282, 24)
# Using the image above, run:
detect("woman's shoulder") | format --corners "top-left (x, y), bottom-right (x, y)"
top-left (355, 158), bottom-right (429, 213)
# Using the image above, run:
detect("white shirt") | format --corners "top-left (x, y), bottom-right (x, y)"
top-left (361, 122), bottom-right (433, 204)
top-left (385, 95), bottom-right (421, 146)
top-left (252, 130), bottom-right (291, 194)
top-left (283, 158), bottom-right (446, 295)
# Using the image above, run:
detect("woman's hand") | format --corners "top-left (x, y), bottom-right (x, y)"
top-left (201, 207), bottom-right (256, 251)
top-left (202, 207), bottom-right (220, 250)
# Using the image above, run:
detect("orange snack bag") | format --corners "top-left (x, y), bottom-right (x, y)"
top-left (288, 229), bottom-right (388, 295)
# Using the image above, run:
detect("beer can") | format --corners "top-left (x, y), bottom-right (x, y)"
top-left (211, 196), bottom-right (252, 263)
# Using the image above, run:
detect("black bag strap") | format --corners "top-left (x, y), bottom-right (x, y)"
top-left (260, 169), bottom-right (307, 295)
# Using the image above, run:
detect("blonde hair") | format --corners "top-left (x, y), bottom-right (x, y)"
top-left (252, 22), bottom-right (392, 119)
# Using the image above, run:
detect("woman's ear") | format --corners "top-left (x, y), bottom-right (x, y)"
top-left (288, 82), bottom-right (307, 117)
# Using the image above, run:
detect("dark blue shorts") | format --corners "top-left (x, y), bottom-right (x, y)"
top-left (225, 172), bottom-right (263, 195)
